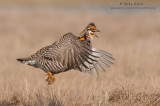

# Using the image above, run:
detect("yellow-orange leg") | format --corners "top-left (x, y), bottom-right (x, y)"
top-left (46, 72), bottom-right (55, 85)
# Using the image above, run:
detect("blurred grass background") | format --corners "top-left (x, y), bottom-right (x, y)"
top-left (0, 0), bottom-right (160, 106)
top-left (0, 0), bottom-right (159, 6)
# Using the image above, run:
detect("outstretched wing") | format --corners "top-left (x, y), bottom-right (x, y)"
top-left (42, 32), bottom-right (114, 74)
top-left (82, 48), bottom-right (115, 75)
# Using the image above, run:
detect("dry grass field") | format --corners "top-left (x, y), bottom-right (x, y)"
top-left (0, 8), bottom-right (160, 106)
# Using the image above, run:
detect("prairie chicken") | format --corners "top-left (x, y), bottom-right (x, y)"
top-left (17, 23), bottom-right (115, 85)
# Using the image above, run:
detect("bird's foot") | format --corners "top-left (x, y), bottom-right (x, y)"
top-left (46, 72), bottom-right (55, 85)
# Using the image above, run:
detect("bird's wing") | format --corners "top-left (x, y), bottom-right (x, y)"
top-left (42, 33), bottom-right (114, 75)
top-left (29, 44), bottom-right (54, 60)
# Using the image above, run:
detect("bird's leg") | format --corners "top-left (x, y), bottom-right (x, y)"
top-left (46, 72), bottom-right (55, 85)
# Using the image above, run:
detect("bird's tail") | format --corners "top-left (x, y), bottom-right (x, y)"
top-left (17, 57), bottom-right (36, 66)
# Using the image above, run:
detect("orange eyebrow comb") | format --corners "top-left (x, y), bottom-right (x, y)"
top-left (90, 26), bottom-right (96, 30)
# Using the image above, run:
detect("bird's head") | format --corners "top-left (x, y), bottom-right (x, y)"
top-left (79, 22), bottom-right (100, 41)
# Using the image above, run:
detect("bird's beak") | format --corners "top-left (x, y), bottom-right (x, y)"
top-left (95, 29), bottom-right (100, 32)
top-left (94, 34), bottom-right (99, 38)
top-left (94, 29), bottom-right (100, 38)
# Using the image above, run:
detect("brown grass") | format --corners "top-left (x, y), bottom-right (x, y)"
top-left (0, 9), bottom-right (160, 106)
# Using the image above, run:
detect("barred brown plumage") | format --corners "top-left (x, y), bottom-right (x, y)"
top-left (17, 23), bottom-right (115, 85)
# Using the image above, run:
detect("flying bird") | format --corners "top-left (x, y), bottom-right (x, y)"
top-left (17, 23), bottom-right (115, 85)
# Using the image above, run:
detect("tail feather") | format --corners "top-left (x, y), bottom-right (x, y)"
top-left (17, 57), bottom-right (36, 65)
